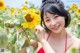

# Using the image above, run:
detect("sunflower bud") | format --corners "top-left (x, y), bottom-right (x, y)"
top-left (5, 22), bottom-right (16, 28)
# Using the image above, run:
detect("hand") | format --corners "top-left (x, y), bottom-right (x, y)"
top-left (30, 39), bottom-right (38, 50)
top-left (35, 25), bottom-right (48, 42)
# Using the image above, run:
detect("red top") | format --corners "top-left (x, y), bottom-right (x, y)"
top-left (37, 32), bottom-right (68, 53)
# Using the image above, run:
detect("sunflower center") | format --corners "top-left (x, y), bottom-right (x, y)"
top-left (25, 14), bottom-right (34, 22)
top-left (0, 2), bottom-right (3, 7)
top-left (79, 10), bottom-right (80, 12)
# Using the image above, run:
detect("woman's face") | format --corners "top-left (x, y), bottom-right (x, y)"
top-left (43, 12), bottom-right (65, 34)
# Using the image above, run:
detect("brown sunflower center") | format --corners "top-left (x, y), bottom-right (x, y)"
top-left (0, 2), bottom-right (3, 7)
top-left (25, 14), bottom-right (34, 22)
top-left (79, 10), bottom-right (80, 12)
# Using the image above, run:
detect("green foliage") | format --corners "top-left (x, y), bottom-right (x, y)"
top-left (0, 27), bottom-right (8, 48)
top-left (16, 13), bottom-right (26, 24)
top-left (71, 47), bottom-right (77, 53)
top-left (66, 5), bottom-right (80, 38)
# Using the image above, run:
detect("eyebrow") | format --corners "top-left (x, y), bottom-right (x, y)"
top-left (44, 13), bottom-right (58, 19)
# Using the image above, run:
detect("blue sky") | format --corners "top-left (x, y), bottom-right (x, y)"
top-left (4, 0), bottom-right (80, 8)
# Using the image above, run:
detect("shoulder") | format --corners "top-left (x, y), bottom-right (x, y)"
top-left (68, 35), bottom-right (80, 49)
top-left (71, 35), bottom-right (80, 46)
top-left (70, 35), bottom-right (80, 52)
top-left (67, 35), bottom-right (80, 53)
top-left (68, 34), bottom-right (80, 47)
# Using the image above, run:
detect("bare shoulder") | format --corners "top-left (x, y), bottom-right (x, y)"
top-left (67, 35), bottom-right (80, 53)
top-left (72, 36), bottom-right (80, 51)
top-left (71, 35), bottom-right (80, 46)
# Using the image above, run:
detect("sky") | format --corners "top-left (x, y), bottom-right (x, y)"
top-left (4, 0), bottom-right (80, 8)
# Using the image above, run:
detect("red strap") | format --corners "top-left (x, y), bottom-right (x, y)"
top-left (37, 32), bottom-right (68, 53)
top-left (64, 33), bottom-right (67, 53)
top-left (46, 32), bottom-right (51, 41)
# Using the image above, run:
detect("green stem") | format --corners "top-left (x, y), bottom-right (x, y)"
top-left (20, 26), bottom-right (30, 46)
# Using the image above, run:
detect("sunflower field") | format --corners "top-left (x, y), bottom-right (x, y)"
top-left (0, 0), bottom-right (80, 53)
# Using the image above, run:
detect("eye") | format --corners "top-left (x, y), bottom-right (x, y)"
top-left (54, 15), bottom-right (59, 19)
top-left (45, 19), bottom-right (50, 22)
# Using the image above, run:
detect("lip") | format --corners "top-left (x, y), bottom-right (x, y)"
top-left (51, 24), bottom-right (60, 30)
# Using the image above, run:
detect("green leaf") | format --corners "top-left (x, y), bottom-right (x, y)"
top-left (0, 27), bottom-right (8, 48)
top-left (10, 45), bottom-right (16, 53)
top-left (16, 13), bottom-right (26, 23)
top-left (0, 22), bottom-right (4, 28)
top-left (9, 34), bottom-right (17, 44)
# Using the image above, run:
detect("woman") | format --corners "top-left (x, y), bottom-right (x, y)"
top-left (35, 0), bottom-right (80, 53)
top-left (20, 0), bottom-right (80, 53)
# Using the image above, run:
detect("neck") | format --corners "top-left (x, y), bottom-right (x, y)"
top-left (50, 28), bottom-right (67, 40)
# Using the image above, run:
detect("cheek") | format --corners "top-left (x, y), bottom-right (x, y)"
top-left (59, 18), bottom-right (65, 27)
top-left (44, 22), bottom-right (50, 28)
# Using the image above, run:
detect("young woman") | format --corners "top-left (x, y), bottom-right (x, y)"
top-left (35, 0), bottom-right (80, 53)
top-left (20, 0), bottom-right (80, 53)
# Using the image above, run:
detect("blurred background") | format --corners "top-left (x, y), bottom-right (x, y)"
top-left (3, 0), bottom-right (80, 8)
top-left (0, 0), bottom-right (80, 53)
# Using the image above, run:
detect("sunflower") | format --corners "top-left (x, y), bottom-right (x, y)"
top-left (35, 9), bottom-right (40, 15)
top-left (9, 7), bottom-right (16, 16)
top-left (21, 10), bottom-right (40, 29)
top-left (25, 1), bottom-right (28, 4)
top-left (21, 6), bottom-right (28, 11)
top-left (28, 7), bottom-right (35, 13)
top-left (24, 0), bottom-right (28, 4)
top-left (10, 7), bottom-right (16, 12)
top-left (76, 8), bottom-right (80, 15)
top-left (0, 0), bottom-right (5, 10)
top-left (16, 10), bottom-right (21, 15)
top-left (70, 3), bottom-right (77, 11)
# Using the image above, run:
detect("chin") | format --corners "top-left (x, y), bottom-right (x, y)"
top-left (51, 28), bottom-right (63, 34)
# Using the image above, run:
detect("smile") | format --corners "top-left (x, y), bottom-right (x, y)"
top-left (51, 24), bottom-right (60, 30)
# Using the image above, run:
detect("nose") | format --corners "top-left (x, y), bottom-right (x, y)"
top-left (50, 20), bottom-right (56, 26)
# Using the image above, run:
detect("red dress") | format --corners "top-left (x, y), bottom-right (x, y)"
top-left (37, 32), bottom-right (68, 53)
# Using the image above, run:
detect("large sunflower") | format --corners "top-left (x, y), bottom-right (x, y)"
top-left (70, 3), bottom-right (77, 11)
top-left (21, 8), bottom-right (40, 29)
top-left (76, 8), bottom-right (80, 15)
top-left (0, 0), bottom-right (5, 10)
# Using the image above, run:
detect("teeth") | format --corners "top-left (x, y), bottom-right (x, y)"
top-left (56, 24), bottom-right (59, 27)
top-left (52, 24), bottom-right (60, 30)
top-left (55, 26), bottom-right (58, 29)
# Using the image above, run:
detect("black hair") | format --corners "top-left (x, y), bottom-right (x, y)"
top-left (40, 0), bottom-right (71, 31)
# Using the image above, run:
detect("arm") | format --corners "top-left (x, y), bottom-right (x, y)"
top-left (20, 39), bottom-right (38, 53)
top-left (35, 25), bottom-right (55, 53)
top-left (20, 46), bottom-right (27, 53)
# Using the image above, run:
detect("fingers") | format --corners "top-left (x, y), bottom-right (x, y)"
top-left (35, 25), bottom-right (44, 31)
top-left (35, 25), bottom-right (46, 42)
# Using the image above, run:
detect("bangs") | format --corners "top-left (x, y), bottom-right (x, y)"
top-left (43, 4), bottom-right (65, 16)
